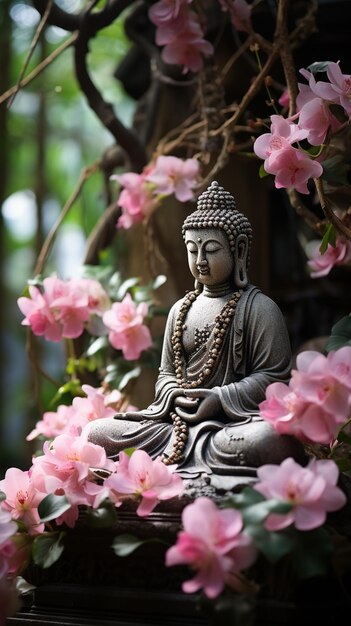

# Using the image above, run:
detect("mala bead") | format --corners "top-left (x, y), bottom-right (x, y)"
top-left (163, 288), bottom-right (242, 467)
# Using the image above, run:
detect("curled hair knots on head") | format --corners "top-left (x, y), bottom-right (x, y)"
top-left (182, 181), bottom-right (253, 266)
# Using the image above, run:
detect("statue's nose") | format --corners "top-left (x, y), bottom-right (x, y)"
top-left (196, 250), bottom-right (208, 266)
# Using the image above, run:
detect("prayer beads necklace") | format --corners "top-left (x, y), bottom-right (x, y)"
top-left (162, 288), bottom-right (242, 465)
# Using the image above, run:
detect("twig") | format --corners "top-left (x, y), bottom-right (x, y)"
top-left (314, 178), bottom-right (351, 241)
top-left (34, 162), bottom-right (100, 276)
top-left (195, 129), bottom-right (232, 192)
top-left (8, 0), bottom-right (53, 109)
top-left (286, 188), bottom-right (324, 235)
top-left (275, 0), bottom-right (298, 116)
top-left (0, 32), bottom-right (78, 106)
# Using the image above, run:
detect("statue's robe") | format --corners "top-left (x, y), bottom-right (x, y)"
top-left (89, 285), bottom-right (304, 478)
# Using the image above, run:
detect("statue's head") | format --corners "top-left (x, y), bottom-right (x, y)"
top-left (182, 181), bottom-right (253, 288)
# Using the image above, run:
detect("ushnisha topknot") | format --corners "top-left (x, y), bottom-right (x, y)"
top-left (182, 180), bottom-right (253, 261)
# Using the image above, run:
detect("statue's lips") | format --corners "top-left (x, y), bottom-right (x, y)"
top-left (197, 268), bottom-right (210, 275)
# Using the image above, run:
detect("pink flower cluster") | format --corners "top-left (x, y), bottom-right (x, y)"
top-left (255, 457), bottom-right (346, 531)
top-left (18, 276), bottom-right (153, 362)
top-left (0, 444), bottom-right (184, 533)
top-left (148, 0), bottom-right (213, 74)
top-left (306, 237), bottom-right (351, 278)
top-left (103, 293), bottom-right (152, 360)
top-left (114, 155), bottom-right (200, 229)
top-left (254, 61), bottom-right (351, 193)
top-left (26, 385), bottom-right (136, 442)
top-left (166, 497), bottom-right (256, 598)
top-left (259, 347), bottom-right (351, 445)
top-left (254, 115), bottom-right (322, 194)
top-left (18, 276), bottom-right (110, 342)
top-left (218, 0), bottom-right (252, 33)
top-left (105, 449), bottom-right (184, 516)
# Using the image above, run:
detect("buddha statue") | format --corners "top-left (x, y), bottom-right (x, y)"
top-left (88, 181), bottom-right (306, 487)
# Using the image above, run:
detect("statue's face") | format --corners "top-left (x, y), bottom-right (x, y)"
top-left (185, 228), bottom-right (234, 286)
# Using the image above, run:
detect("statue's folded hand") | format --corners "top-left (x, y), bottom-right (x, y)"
top-left (174, 388), bottom-right (221, 423)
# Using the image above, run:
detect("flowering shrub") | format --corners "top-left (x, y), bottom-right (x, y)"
top-left (259, 346), bottom-right (351, 445)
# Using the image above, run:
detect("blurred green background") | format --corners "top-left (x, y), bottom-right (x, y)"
top-left (0, 0), bottom-right (134, 473)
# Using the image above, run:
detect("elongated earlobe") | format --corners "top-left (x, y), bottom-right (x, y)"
top-left (234, 233), bottom-right (248, 288)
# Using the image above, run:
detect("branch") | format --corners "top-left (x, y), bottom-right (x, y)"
top-left (33, 162), bottom-right (100, 277)
top-left (0, 32), bottom-right (78, 106)
top-left (73, 0), bottom-right (147, 171)
top-left (286, 188), bottom-right (324, 235)
top-left (275, 0), bottom-right (298, 116)
top-left (8, 0), bottom-right (53, 109)
top-left (314, 178), bottom-right (351, 241)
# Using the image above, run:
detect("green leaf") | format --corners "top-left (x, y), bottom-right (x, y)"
top-left (32, 532), bottom-right (66, 569)
top-left (0, 490), bottom-right (6, 503)
top-left (321, 155), bottom-right (349, 186)
top-left (51, 379), bottom-right (83, 403)
top-left (152, 274), bottom-right (167, 290)
top-left (319, 223), bottom-right (336, 255)
top-left (259, 163), bottom-right (269, 178)
top-left (223, 486), bottom-right (265, 510)
top-left (326, 315), bottom-right (351, 352)
top-left (117, 277), bottom-right (140, 300)
top-left (307, 61), bottom-right (331, 74)
top-left (86, 501), bottom-right (118, 529)
top-left (86, 336), bottom-right (109, 356)
top-left (112, 534), bottom-right (145, 557)
top-left (334, 457), bottom-right (351, 473)
top-left (118, 366), bottom-right (141, 391)
top-left (336, 429), bottom-right (351, 446)
top-left (38, 494), bottom-right (72, 523)
top-left (122, 447), bottom-right (136, 458)
top-left (246, 525), bottom-right (294, 562)
top-left (290, 527), bottom-right (333, 579)
top-left (242, 499), bottom-right (293, 526)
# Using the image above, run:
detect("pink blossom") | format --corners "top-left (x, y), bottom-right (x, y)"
top-left (105, 450), bottom-right (184, 516)
top-left (306, 237), bottom-right (351, 277)
top-left (18, 276), bottom-right (93, 342)
top-left (26, 404), bottom-right (76, 441)
top-left (146, 155), bottom-right (199, 201)
top-left (298, 97), bottom-right (341, 146)
top-left (255, 457), bottom-right (346, 531)
top-left (77, 279), bottom-right (110, 315)
top-left (306, 62), bottom-right (351, 117)
top-left (259, 381), bottom-right (344, 444)
top-left (291, 349), bottom-right (351, 420)
top-left (103, 293), bottom-right (152, 360)
top-left (17, 285), bottom-right (61, 342)
top-left (0, 468), bottom-right (44, 534)
top-left (260, 348), bottom-right (351, 445)
top-left (265, 144), bottom-right (323, 194)
top-left (44, 277), bottom-right (90, 339)
top-left (253, 115), bottom-right (308, 162)
top-left (31, 434), bottom-right (116, 523)
top-left (165, 497), bottom-right (256, 598)
top-left (0, 506), bottom-right (17, 579)
top-left (149, 0), bottom-right (190, 25)
top-left (150, 3), bottom-right (213, 74)
top-left (218, 0), bottom-right (252, 33)
top-left (278, 89), bottom-right (290, 108)
top-left (161, 25), bottom-right (213, 74)
top-left (70, 385), bottom-right (116, 431)
top-left (113, 172), bottom-right (157, 229)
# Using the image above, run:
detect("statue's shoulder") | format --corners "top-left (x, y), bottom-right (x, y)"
top-left (241, 285), bottom-right (285, 320)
